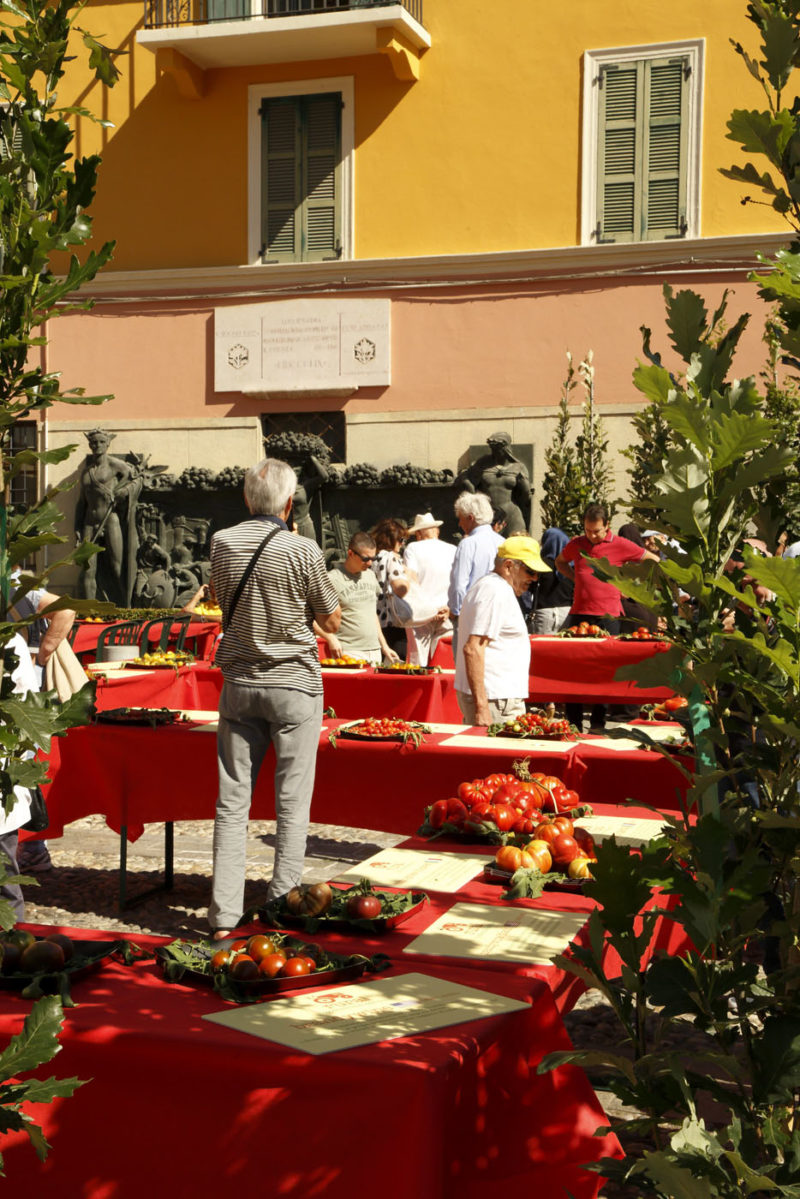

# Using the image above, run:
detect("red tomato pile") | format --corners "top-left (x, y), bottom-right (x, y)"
top-left (488, 710), bottom-right (577, 739)
top-left (211, 933), bottom-right (319, 981)
top-left (627, 626), bottom-right (657, 640)
top-left (345, 717), bottom-right (422, 736)
top-left (494, 815), bottom-right (597, 879)
top-left (424, 771), bottom-right (580, 838)
top-left (562, 622), bottom-right (608, 637)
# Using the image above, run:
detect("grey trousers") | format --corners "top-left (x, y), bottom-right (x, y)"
top-left (209, 682), bottom-right (323, 931)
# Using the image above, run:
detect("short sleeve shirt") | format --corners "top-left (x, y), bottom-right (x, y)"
top-left (561, 533), bottom-right (646, 617)
top-left (328, 564), bottom-right (381, 655)
top-left (211, 519), bottom-right (338, 693)
top-left (455, 572), bottom-right (530, 700)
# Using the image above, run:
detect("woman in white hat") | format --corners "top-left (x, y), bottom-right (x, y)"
top-left (403, 513), bottom-right (456, 665)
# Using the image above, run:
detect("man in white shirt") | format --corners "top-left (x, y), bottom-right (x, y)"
top-left (455, 536), bottom-right (550, 726)
top-left (403, 511), bottom-right (456, 665)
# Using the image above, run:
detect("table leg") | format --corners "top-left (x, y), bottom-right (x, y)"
top-left (117, 821), bottom-right (175, 911)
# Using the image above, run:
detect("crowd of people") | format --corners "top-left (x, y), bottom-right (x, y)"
top-left (6, 451), bottom-right (793, 936)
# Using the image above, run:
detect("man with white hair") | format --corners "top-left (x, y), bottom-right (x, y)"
top-left (403, 512), bottom-right (456, 665)
top-left (208, 457), bottom-right (341, 937)
top-left (447, 493), bottom-right (504, 655)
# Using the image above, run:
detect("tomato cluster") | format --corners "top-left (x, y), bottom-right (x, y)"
top-left (628, 626), bottom-right (656, 640)
top-left (211, 934), bottom-right (319, 981)
top-left (425, 771), bottom-right (580, 839)
top-left (562, 623), bottom-right (607, 637)
top-left (489, 710), bottom-right (577, 739)
top-left (347, 717), bottom-right (420, 736)
top-left (494, 815), bottom-right (596, 878)
top-left (320, 656), bottom-right (368, 667)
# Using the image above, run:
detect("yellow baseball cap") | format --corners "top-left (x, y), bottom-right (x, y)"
top-left (497, 536), bottom-right (551, 573)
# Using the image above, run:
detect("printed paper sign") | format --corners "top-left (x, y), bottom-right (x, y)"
top-left (337, 848), bottom-right (491, 892)
top-left (402, 902), bottom-right (587, 965)
top-left (202, 972), bottom-right (527, 1055)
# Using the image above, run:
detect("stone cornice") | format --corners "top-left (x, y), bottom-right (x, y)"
top-left (77, 233), bottom-right (791, 303)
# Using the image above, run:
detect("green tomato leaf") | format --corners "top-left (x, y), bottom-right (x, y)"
top-left (0, 995), bottom-right (66, 1082)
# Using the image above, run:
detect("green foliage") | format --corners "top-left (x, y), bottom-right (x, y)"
top-left (539, 350), bottom-right (614, 534)
top-left (539, 277), bottom-right (800, 1194)
top-left (0, 992), bottom-right (85, 1173)
top-left (0, 0), bottom-right (118, 1166)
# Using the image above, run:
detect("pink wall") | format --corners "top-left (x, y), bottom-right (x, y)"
top-left (45, 271), bottom-right (775, 423)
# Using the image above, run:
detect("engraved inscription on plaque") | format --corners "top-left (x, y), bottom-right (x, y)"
top-left (215, 299), bottom-right (391, 394)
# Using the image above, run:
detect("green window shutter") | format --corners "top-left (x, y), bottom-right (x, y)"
top-left (596, 56), bottom-right (689, 244)
top-left (260, 93), bottom-right (342, 264)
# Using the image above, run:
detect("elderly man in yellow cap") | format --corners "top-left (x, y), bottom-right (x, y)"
top-left (455, 536), bottom-right (549, 726)
top-left (403, 511), bottom-right (456, 665)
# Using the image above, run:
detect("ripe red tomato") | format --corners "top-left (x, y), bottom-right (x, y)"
top-left (458, 780), bottom-right (487, 805)
top-left (491, 782), bottom-right (523, 807)
top-left (298, 956), bottom-right (318, 972)
top-left (511, 817), bottom-right (536, 835)
top-left (561, 789), bottom-right (580, 808)
top-left (246, 934), bottom-right (277, 962)
top-left (258, 952), bottom-right (288, 978)
top-left (469, 800), bottom-right (492, 821)
top-left (210, 949), bottom-right (233, 972)
top-left (552, 834), bottom-right (581, 865)
top-left (574, 827), bottom-right (596, 856)
top-left (483, 773), bottom-right (511, 796)
top-left (231, 939), bottom-right (248, 953)
top-left (279, 957), bottom-right (312, 978)
top-left (533, 821), bottom-right (560, 847)
top-left (429, 799), bottom-right (450, 829)
top-left (553, 816), bottom-right (574, 836)
top-left (487, 803), bottom-right (516, 831)
top-left (346, 893), bottom-right (383, 920)
top-left (664, 696), bottom-right (688, 711)
top-left (446, 798), bottom-right (469, 825)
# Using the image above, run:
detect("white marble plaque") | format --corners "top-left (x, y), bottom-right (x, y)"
top-left (215, 299), bottom-right (391, 393)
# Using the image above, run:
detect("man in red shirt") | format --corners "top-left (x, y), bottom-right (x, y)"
top-left (555, 503), bottom-right (658, 730)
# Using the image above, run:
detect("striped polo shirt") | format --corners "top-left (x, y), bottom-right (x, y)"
top-left (211, 517), bottom-right (338, 693)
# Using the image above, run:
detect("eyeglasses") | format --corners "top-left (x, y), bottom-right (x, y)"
top-left (514, 560), bottom-right (537, 578)
top-left (356, 553), bottom-right (376, 564)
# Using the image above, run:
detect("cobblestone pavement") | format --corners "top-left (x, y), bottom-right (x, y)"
top-left (21, 815), bottom-right (653, 1195)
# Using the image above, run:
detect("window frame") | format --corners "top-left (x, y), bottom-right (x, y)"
top-left (248, 76), bottom-right (354, 266)
top-left (581, 39), bottom-right (704, 247)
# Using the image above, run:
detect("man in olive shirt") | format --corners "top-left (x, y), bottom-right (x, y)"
top-left (317, 532), bottom-right (399, 664)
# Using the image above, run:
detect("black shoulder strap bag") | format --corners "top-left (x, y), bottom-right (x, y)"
top-left (223, 524), bottom-right (282, 633)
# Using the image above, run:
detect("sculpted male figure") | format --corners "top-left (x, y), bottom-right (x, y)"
top-left (75, 429), bottom-right (141, 605)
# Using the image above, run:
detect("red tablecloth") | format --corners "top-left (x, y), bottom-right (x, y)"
top-left (72, 618), bottom-right (220, 663)
top-left (91, 662), bottom-right (462, 724)
top-left (430, 634), bottom-right (673, 703)
top-left (41, 719), bottom-right (691, 843)
top-left (2, 926), bottom-right (620, 1198)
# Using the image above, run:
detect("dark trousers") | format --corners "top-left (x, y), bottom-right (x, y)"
top-left (0, 830), bottom-right (24, 922)
top-left (564, 613), bottom-right (621, 731)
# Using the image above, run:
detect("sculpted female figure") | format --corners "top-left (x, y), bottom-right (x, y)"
top-left (75, 429), bottom-right (142, 605)
top-left (453, 431), bottom-right (532, 534)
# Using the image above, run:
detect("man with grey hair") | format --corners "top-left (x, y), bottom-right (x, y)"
top-left (208, 457), bottom-right (341, 937)
top-left (447, 492), bottom-right (504, 654)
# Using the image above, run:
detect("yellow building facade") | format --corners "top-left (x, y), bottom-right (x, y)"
top-left (43, 0), bottom-right (788, 533)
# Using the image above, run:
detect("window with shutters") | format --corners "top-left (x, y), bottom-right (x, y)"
top-left (581, 41), bottom-right (703, 246)
top-left (248, 77), bottom-right (354, 265)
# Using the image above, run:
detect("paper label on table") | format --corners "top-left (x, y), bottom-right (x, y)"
top-left (90, 666), bottom-right (150, 677)
top-left (578, 815), bottom-right (666, 846)
top-left (202, 971), bottom-right (527, 1055)
top-left (438, 733), bottom-right (572, 752)
top-left (178, 710), bottom-right (221, 723)
top-left (336, 848), bottom-right (492, 891)
top-left (402, 902), bottom-right (587, 965)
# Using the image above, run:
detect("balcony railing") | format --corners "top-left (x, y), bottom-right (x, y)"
top-left (143, 0), bottom-right (423, 31)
